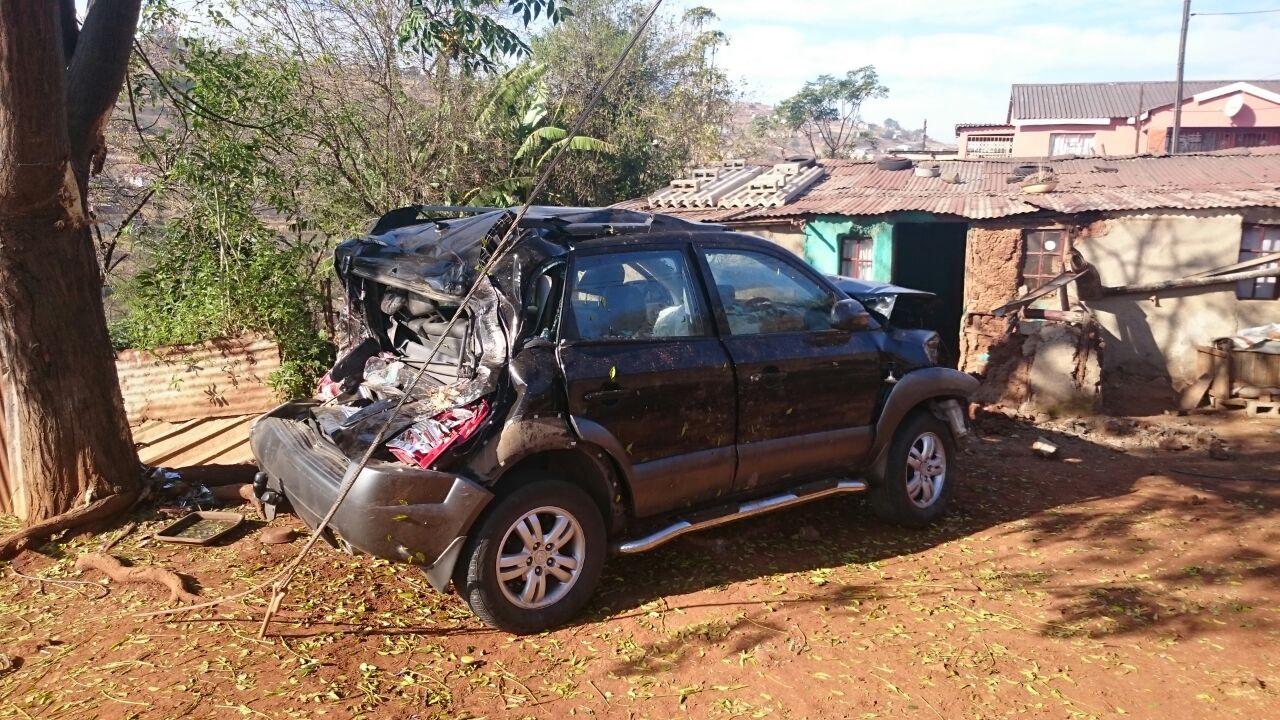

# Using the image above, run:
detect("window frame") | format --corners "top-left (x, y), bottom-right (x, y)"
top-left (1166, 128), bottom-right (1280, 153)
top-left (1022, 229), bottom-right (1066, 291)
top-left (559, 244), bottom-right (713, 344)
top-left (697, 243), bottom-right (842, 337)
top-left (1237, 225), bottom-right (1280, 301)
top-left (838, 234), bottom-right (875, 279)
top-left (964, 133), bottom-right (1014, 158)
top-left (1049, 132), bottom-right (1096, 156)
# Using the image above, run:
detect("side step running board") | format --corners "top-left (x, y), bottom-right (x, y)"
top-left (614, 479), bottom-right (868, 555)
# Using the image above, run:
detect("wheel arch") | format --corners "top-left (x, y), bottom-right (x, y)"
top-left (867, 367), bottom-right (977, 481)
top-left (491, 446), bottom-right (631, 536)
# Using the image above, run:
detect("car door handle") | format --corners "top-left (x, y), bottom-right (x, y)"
top-left (749, 366), bottom-right (787, 383)
top-left (583, 387), bottom-right (631, 404)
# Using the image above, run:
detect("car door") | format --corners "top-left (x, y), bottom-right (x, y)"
top-left (697, 242), bottom-right (882, 493)
top-left (557, 245), bottom-right (737, 517)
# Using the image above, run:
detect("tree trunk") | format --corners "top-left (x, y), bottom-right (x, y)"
top-left (0, 1), bottom-right (138, 535)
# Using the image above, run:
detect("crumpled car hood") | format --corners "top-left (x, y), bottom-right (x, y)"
top-left (335, 211), bottom-right (515, 301)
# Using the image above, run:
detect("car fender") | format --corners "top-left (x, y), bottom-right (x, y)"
top-left (488, 414), bottom-right (630, 534)
top-left (495, 415), bottom-right (581, 467)
top-left (869, 367), bottom-right (977, 463)
top-left (567, 415), bottom-right (635, 485)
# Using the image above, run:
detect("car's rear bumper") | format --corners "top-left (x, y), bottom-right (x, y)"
top-left (249, 402), bottom-right (492, 589)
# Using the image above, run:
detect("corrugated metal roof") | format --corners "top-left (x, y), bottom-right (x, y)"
top-left (1010, 80), bottom-right (1280, 120)
top-left (616, 146), bottom-right (1280, 222)
top-left (116, 335), bottom-right (281, 423)
top-left (955, 122), bottom-right (1014, 132)
top-left (133, 415), bottom-right (258, 467)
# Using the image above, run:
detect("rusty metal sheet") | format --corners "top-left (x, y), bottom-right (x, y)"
top-left (115, 335), bottom-right (281, 423)
top-left (621, 147), bottom-right (1280, 223)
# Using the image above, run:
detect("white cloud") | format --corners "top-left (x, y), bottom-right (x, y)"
top-left (680, 0), bottom-right (1280, 138)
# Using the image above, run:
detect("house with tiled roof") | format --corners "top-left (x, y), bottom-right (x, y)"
top-left (616, 149), bottom-right (1280, 414)
top-left (956, 80), bottom-right (1280, 159)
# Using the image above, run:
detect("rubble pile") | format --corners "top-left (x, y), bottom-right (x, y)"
top-left (1039, 415), bottom-right (1222, 453)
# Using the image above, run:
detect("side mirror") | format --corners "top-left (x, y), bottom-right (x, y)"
top-left (830, 298), bottom-right (877, 331)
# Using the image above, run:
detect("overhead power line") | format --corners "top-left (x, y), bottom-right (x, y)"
top-left (1190, 7), bottom-right (1280, 15)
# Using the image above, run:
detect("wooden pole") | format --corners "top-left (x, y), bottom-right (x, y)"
top-left (1170, 0), bottom-right (1191, 154)
top-left (1103, 264), bottom-right (1278, 296)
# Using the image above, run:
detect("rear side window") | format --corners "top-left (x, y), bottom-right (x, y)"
top-left (703, 249), bottom-right (836, 335)
top-left (568, 250), bottom-right (708, 341)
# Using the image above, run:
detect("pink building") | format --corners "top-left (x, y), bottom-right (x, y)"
top-left (957, 80), bottom-right (1280, 158)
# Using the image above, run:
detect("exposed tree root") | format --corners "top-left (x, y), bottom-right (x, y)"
top-left (73, 552), bottom-right (200, 604)
top-left (0, 489), bottom-right (138, 562)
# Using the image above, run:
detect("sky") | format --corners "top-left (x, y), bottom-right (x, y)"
top-left (80, 0), bottom-right (1280, 142)
top-left (672, 0), bottom-right (1280, 140)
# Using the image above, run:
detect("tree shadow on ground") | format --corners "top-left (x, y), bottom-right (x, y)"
top-left (585, 412), bottom-right (1280, 654)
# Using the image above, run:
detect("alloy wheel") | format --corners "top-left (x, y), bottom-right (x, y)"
top-left (905, 431), bottom-right (947, 508)
top-left (495, 506), bottom-right (585, 610)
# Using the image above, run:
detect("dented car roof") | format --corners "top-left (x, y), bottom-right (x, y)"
top-left (336, 205), bottom-right (723, 301)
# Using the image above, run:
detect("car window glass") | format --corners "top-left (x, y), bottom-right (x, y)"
top-left (569, 250), bottom-right (707, 340)
top-left (704, 250), bottom-right (835, 335)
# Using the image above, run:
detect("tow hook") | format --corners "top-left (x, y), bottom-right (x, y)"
top-left (253, 471), bottom-right (281, 521)
top-left (936, 399), bottom-right (970, 440)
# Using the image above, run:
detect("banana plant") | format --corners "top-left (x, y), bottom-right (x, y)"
top-left (467, 62), bottom-right (615, 206)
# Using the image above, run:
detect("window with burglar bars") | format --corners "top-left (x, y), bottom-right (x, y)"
top-left (965, 134), bottom-right (1013, 157)
top-left (1022, 230), bottom-right (1065, 290)
top-left (1238, 225), bottom-right (1280, 300)
top-left (839, 235), bottom-right (874, 279)
top-left (1167, 128), bottom-right (1280, 153)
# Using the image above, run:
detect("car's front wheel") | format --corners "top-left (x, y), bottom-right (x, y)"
top-left (869, 410), bottom-right (956, 527)
top-left (455, 479), bottom-right (606, 633)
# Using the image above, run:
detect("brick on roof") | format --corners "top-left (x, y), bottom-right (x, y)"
top-left (1009, 80), bottom-right (1280, 120)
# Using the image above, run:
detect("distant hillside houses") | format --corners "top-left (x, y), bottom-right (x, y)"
top-left (957, 80), bottom-right (1280, 158)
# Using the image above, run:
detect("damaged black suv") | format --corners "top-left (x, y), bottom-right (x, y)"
top-left (250, 207), bottom-right (976, 633)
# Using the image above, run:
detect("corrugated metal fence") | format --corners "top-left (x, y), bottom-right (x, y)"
top-left (1, 335), bottom-right (281, 516)
top-left (115, 335), bottom-right (280, 423)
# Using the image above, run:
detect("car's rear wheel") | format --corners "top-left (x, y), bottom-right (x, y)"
top-left (455, 479), bottom-right (605, 633)
top-left (870, 410), bottom-right (955, 527)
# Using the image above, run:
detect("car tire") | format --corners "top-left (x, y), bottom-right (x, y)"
top-left (455, 479), bottom-right (606, 634)
top-left (869, 410), bottom-right (956, 527)
top-left (876, 156), bottom-right (912, 171)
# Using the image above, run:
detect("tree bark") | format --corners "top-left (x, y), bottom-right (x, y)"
top-left (0, 1), bottom-right (140, 532)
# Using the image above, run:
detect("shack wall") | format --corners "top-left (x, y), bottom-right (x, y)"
top-left (1075, 209), bottom-right (1280, 407)
top-left (734, 222), bottom-right (806, 258)
top-left (803, 215), bottom-right (895, 280)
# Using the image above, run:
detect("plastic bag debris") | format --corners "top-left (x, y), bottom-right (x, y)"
top-left (318, 337), bottom-right (381, 399)
top-left (386, 400), bottom-right (489, 469)
top-left (316, 371), bottom-right (343, 401)
top-left (146, 466), bottom-right (215, 509)
top-left (363, 354), bottom-right (405, 386)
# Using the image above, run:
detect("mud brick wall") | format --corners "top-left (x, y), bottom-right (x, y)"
top-left (958, 225), bottom-right (1102, 413)
top-left (959, 227), bottom-right (1025, 405)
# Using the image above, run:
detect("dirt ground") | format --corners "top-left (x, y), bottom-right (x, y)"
top-left (1, 410), bottom-right (1278, 720)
